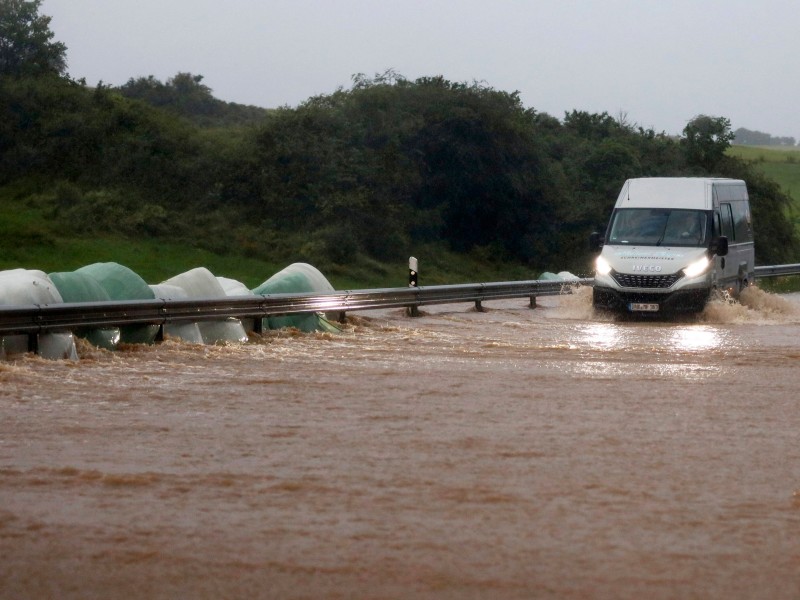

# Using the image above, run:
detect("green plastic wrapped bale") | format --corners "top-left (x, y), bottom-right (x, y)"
top-left (49, 270), bottom-right (121, 350)
top-left (76, 262), bottom-right (155, 300)
top-left (251, 263), bottom-right (340, 333)
top-left (76, 262), bottom-right (159, 345)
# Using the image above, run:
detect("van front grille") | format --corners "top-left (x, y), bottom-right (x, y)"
top-left (612, 272), bottom-right (683, 289)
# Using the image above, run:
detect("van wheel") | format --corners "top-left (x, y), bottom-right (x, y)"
top-left (737, 278), bottom-right (749, 296)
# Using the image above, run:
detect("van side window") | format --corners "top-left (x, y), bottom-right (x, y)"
top-left (720, 203), bottom-right (735, 241)
top-left (731, 201), bottom-right (753, 242)
top-left (713, 212), bottom-right (721, 237)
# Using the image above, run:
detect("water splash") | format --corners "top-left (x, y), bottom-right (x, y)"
top-left (740, 285), bottom-right (800, 315)
top-left (553, 283), bottom-right (800, 325)
top-left (551, 286), bottom-right (603, 321)
top-left (702, 285), bottom-right (800, 324)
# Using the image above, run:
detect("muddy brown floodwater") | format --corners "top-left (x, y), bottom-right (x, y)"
top-left (1, 286), bottom-right (800, 599)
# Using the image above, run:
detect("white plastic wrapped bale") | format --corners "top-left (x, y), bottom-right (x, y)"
top-left (149, 284), bottom-right (204, 344)
top-left (216, 276), bottom-right (253, 297)
top-left (0, 269), bottom-right (78, 360)
top-left (160, 268), bottom-right (248, 344)
top-left (540, 271), bottom-right (579, 281)
top-left (216, 276), bottom-right (257, 332)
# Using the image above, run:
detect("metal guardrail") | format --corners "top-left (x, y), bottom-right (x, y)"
top-left (2, 262), bottom-right (798, 339)
top-left (0, 278), bottom-right (592, 336)
top-left (754, 263), bottom-right (800, 278)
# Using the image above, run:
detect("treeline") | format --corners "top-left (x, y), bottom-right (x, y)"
top-left (116, 73), bottom-right (270, 128)
top-left (734, 127), bottom-right (797, 147)
top-left (2, 2), bottom-right (799, 273)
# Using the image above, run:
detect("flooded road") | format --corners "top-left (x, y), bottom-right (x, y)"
top-left (2, 286), bottom-right (800, 599)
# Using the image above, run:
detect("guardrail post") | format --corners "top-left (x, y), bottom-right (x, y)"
top-left (27, 333), bottom-right (39, 355)
top-left (252, 316), bottom-right (264, 334)
top-left (475, 300), bottom-right (484, 312)
top-left (529, 296), bottom-right (537, 308)
top-left (156, 300), bottom-right (166, 342)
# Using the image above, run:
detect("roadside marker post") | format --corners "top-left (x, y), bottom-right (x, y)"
top-left (407, 256), bottom-right (419, 317)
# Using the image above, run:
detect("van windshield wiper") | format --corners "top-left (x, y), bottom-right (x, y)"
top-left (655, 224), bottom-right (668, 246)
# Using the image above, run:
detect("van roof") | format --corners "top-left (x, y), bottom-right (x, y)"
top-left (615, 177), bottom-right (745, 210)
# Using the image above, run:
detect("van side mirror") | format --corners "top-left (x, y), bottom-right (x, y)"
top-left (589, 232), bottom-right (604, 252)
top-left (712, 235), bottom-right (728, 257)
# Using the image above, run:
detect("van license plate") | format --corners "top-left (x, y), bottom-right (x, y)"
top-left (629, 303), bottom-right (659, 312)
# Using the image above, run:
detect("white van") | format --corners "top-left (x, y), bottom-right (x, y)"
top-left (589, 177), bottom-right (754, 314)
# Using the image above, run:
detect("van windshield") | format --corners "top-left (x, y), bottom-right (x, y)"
top-left (607, 208), bottom-right (708, 247)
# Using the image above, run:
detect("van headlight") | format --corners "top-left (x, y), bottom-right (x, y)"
top-left (595, 255), bottom-right (612, 276)
top-left (683, 256), bottom-right (711, 278)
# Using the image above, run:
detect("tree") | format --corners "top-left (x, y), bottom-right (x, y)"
top-left (0, 0), bottom-right (66, 77)
top-left (117, 72), bottom-right (268, 127)
top-left (681, 114), bottom-right (734, 171)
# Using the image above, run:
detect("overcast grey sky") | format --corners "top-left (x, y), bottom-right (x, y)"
top-left (42, 0), bottom-right (800, 139)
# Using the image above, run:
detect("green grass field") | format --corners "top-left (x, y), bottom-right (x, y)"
top-left (727, 145), bottom-right (800, 289)
top-left (0, 186), bottom-right (541, 289)
top-left (728, 145), bottom-right (800, 254)
top-left (728, 144), bottom-right (800, 208)
top-left (0, 187), bottom-right (341, 288)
